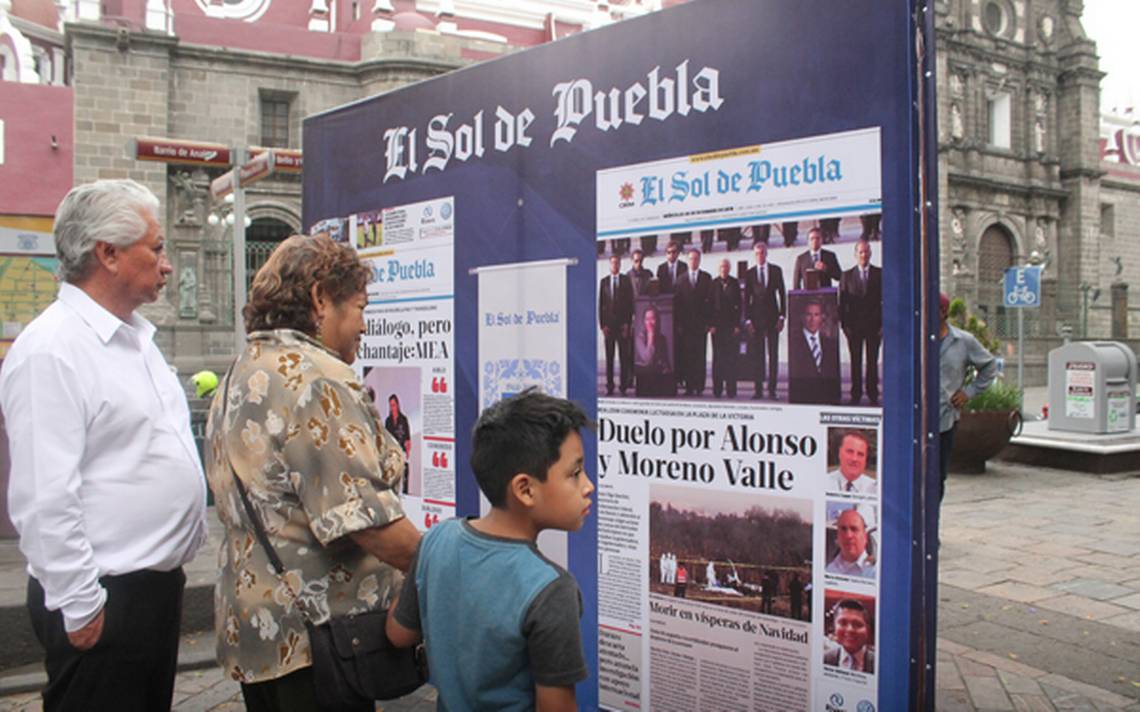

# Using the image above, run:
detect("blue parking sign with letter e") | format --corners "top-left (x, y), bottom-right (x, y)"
top-left (1003, 266), bottom-right (1041, 308)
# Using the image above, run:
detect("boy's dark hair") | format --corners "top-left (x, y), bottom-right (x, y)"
top-left (470, 388), bottom-right (592, 507)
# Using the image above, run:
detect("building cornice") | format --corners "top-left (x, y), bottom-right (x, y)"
top-left (937, 32), bottom-right (1059, 73)
top-left (1059, 167), bottom-right (1107, 182)
top-left (65, 21), bottom-right (178, 52)
top-left (1101, 176), bottom-right (1140, 194)
top-left (947, 171), bottom-right (1069, 200)
top-left (10, 15), bottom-right (63, 45)
top-left (64, 21), bottom-right (464, 81)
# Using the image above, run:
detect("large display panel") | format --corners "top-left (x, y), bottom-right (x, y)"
top-left (304, 2), bottom-right (934, 709)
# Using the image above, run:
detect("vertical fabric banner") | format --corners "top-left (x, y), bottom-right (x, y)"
top-left (475, 258), bottom-right (573, 564)
top-left (476, 259), bottom-right (572, 405)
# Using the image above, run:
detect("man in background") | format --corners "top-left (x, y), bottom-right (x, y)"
top-left (628, 248), bottom-right (653, 298)
top-left (744, 242), bottom-right (786, 400)
top-left (792, 226), bottom-right (842, 290)
top-left (674, 249), bottom-right (712, 396)
top-left (599, 253), bottom-right (634, 396)
top-left (709, 258), bottom-right (741, 398)
top-left (839, 239), bottom-right (883, 405)
top-left (655, 240), bottom-right (687, 293)
top-left (939, 293), bottom-right (997, 500)
top-left (788, 299), bottom-right (840, 404)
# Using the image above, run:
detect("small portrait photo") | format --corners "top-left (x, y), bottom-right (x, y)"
top-left (648, 484), bottom-right (812, 621)
top-left (824, 502), bottom-right (878, 580)
top-left (822, 591), bottom-right (876, 675)
top-left (786, 291), bottom-right (842, 405)
top-left (633, 297), bottom-right (675, 397)
top-left (362, 366), bottom-right (421, 497)
top-left (825, 427), bottom-right (878, 495)
top-left (356, 210), bottom-right (383, 250)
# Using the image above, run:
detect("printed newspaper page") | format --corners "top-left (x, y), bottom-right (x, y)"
top-left (315, 197), bottom-right (457, 530)
top-left (596, 128), bottom-right (883, 711)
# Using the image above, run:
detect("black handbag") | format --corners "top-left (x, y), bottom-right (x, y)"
top-left (221, 367), bottom-right (427, 708)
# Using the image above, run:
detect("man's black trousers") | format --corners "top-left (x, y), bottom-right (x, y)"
top-left (28, 567), bottom-right (185, 712)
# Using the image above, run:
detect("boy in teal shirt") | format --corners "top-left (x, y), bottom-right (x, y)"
top-left (388, 389), bottom-right (594, 711)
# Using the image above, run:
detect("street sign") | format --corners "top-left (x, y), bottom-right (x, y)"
top-left (252, 147), bottom-right (302, 173)
top-left (130, 137), bottom-right (232, 167)
top-left (209, 150), bottom-right (276, 200)
top-left (1003, 265), bottom-right (1041, 308)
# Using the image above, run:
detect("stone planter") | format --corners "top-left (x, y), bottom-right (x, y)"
top-left (949, 409), bottom-right (1022, 474)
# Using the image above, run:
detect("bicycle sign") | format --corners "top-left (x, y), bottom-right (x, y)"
top-left (1003, 266), bottom-right (1041, 308)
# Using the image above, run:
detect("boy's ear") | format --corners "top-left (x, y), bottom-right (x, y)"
top-left (508, 473), bottom-right (538, 507)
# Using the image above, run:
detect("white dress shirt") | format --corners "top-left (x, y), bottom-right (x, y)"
top-left (1, 283), bottom-right (207, 632)
top-left (826, 469), bottom-right (877, 494)
top-left (826, 551), bottom-right (877, 578)
top-left (839, 647), bottom-right (867, 672)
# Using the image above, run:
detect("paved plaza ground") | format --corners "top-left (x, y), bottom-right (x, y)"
top-left (0, 455), bottom-right (1137, 710)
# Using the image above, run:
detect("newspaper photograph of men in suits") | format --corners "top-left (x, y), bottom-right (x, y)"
top-left (743, 242), bottom-right (786, 400)
top-left (792, 226), bottom-right (843, 290)
top-left (674, 248), bottom-right (713, 396)
top-left (787, 294), bottom-right (842, 405)
top-left (839, 239), bottom-right (883, 406)
top-left (599, 253), bottom-right (635, 395)
top-left (709, 258), bottom-right (742, 398)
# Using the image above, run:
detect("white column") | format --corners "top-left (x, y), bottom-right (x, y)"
top-left (0, 15), bottom-right (39, 83)
top-left (51, 47), bottom-right (65, 85)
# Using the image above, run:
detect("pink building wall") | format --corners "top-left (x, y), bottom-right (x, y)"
top-left (0, 82), bottom-right (73, 217)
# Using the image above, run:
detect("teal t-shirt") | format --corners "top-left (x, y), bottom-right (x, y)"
top-left (394, 518), bottom-right (587, 711)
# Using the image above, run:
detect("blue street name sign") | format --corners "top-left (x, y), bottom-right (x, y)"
top-left (1004, 266), bottom-right (1042, 308)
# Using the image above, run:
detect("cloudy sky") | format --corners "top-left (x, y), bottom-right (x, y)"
top-left (1082, 0), bottom-right (1140, 114)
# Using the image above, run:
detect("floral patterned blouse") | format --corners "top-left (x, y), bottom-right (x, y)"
top-left (205, 329), bottom-right (407, 684)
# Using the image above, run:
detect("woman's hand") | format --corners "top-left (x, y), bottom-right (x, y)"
top-left (349, 517), bottom-right (421, 572)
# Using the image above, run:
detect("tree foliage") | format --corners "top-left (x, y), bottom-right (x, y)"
top-left (648, 501), bottom-right (811, 569)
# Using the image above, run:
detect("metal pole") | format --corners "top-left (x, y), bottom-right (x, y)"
top-left (232, 147), bottom-right (247, 353)
top-left (1017, 306), bottom-right (1024, 411)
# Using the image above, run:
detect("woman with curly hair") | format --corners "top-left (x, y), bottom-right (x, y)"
top-left (204, 234), bottom-right (419, 711)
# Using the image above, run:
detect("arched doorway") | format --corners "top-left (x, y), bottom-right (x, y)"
top-left (976, 223), bottom-right (1015, 335)
top-left (246, 217), bottom-right (292, 289)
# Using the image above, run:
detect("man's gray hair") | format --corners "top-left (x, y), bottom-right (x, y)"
top-left (54, 180), bottom-right (160, 283)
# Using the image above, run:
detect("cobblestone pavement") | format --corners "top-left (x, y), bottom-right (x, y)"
top-left (0, 457), bottom-right (1137, 711)
top-left (0, 669), bottom-right (439, 712)
top-left (936, 461), bottom-right (1140, 711)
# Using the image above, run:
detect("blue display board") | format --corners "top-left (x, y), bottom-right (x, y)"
top-left (304, 1), bottom-right (935, 709)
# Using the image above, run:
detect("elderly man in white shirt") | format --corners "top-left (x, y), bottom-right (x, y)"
top-left (825, 430), bottom-right (877, 494)
top-left (0, 180), bottom-right (206, 711)
top-left (825, 509), bottom-right (876, 578)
